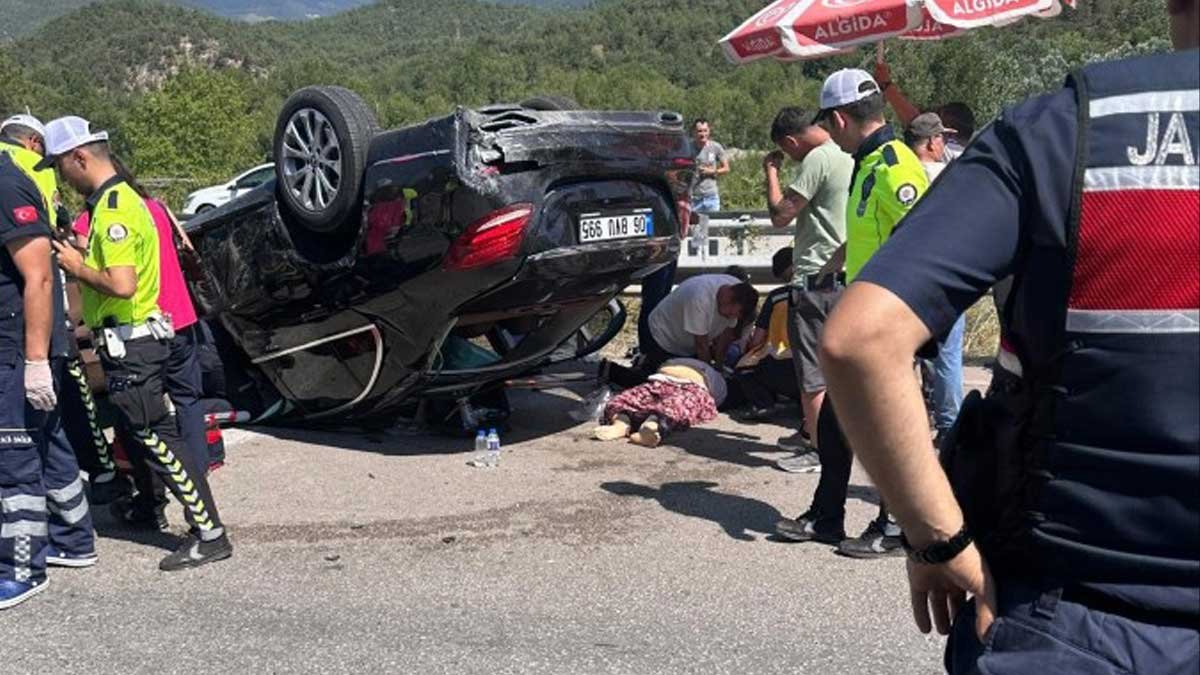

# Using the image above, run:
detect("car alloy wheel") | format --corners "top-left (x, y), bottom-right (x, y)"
top-left (280, 107), bottom-right (343, 213)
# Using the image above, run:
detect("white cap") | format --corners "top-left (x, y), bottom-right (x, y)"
top-left (36, 116), bottom-right (110, 169)
top-left (814, 69), bottom-right (881, 121)
top-left (0, 114), bottom-right (46, 139)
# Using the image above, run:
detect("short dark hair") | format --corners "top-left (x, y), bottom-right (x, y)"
top-left (693, 118), bottom-right (709, 129)
top-left (903, 128), bottom-right (930, 147)
top-left (730, 282), bottom-right (760, 327)
top-left (937, 102), bottom-right (976, 140)
top-left (770, 108), bottom-right (814, 144)
top-left (0, 123), bottom-right (41, 144)
top-left (837, 92), bottom-right (885, 124)
top-left (723, 264), bottom-right (750, 283)
top-left (771, 247), bottom-right (794, 280)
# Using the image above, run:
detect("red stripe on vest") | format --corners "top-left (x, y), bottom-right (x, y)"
top-left (1070, 189), bottom-right (1200, 310)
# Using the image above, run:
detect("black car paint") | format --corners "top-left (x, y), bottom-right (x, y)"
top-left (185, 106), bottom-right (691, 422)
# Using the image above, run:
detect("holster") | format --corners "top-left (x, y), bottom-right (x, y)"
top-left (938, 367), bottom-right (1035, 565)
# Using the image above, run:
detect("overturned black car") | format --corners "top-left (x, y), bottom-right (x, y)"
top-left (184, 87), bottom-right (692, 424)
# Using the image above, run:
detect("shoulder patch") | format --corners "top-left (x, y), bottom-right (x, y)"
top-left (107, 190), bottom-right (119, 210)
top-left (105, 223), bottom-right (129, 243)
top-left (12, 205), bottom-right (38, 225)
top-left (896, 183), bottom-right (919, 206)
top-left (881, 144), bottom-right (899, 167)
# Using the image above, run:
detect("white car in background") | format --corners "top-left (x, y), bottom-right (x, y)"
top-left (180, 163), bottom-right (275, 216)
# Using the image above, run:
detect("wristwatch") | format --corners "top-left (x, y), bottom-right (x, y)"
top-left (900, 525), bottom-right (973, 565)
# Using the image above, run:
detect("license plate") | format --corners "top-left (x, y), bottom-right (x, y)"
top-left (578, 209), bottom-right (654, 243)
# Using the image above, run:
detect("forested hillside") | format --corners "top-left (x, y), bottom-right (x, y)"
top-left (1, 0), bottom-right (586, 39)
top-left (0, 0), bottom-right (1169, 205)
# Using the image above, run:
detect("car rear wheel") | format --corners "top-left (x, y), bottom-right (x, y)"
top-left (196, 204), bottom-right (215, 214)
top-left (273, 86), bottom-right (379, 234)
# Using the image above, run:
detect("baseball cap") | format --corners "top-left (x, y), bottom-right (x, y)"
top-left (0, 114), bottom-right (47, 139)
top-left (34, 116), bottom-right (110, 170)
top-left (907, 112), bottom-right (956, 140)
top-left (812, 69), bottom-right (881, 124)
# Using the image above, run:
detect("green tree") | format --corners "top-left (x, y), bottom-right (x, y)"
top-left (122, 67), bottom-right (271, 183)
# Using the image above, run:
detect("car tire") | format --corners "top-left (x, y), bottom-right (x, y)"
top-left (196, 204), bottom-right (215, 214)
top-left (520, 95), bottom-right (579, 111)
top-left (273, 86), bottom-right (379, 234)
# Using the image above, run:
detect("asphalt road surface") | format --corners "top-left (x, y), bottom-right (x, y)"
top-left (4, 367), bottom-right (991, 674)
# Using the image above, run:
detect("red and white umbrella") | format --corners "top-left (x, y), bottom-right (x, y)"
top-left (721, 0), bottom-right (1076, 64)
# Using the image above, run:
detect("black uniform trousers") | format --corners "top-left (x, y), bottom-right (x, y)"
top-left (59, 356), bottom-right (116, 478)
top-left (99, 335), bottom-right (223, 537)
top-left (809, 399), bottom-right (891, 535)
top-left (947, 579), bottom-right (1199, 675)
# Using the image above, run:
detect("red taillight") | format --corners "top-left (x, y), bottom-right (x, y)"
top-left (444, 203), bottom-right (534, 271)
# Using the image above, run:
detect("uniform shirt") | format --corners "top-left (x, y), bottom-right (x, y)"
top-left (692, 140), bottom-right (727, 198)
top-left (74, 196), bottom-right (197, 331)
top-left (0, 139), bottom-right (59, 228)
top-left (845, 126), bottom-right (930, 281)
top-left (648, 274), bottom-right (740, 356)
top-left (854, 56), bottom-right (1199, 615)
top-left (753, 286), bottom-right (792, 359)
top-left (788, 140), bottom-right (853, 279)
top-left (0, 154), bottom-right (69, 357)
top-left (81, 176), bottom-right (162, 329)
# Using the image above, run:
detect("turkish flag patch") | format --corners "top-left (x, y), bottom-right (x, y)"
top-left (12, 205), bottom-right (38, 225)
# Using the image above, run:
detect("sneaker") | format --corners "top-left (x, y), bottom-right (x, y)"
top-left (776, 430), bottom-right (813, 453)
top-left (88, 471), bottom-right (129, 506)
top-left (836, 520), bottom-right (905, 559)
top-left (775, 451), bottom-right (822, 473)
top-left (0, 579), bottom-right (47, 610)
top-left (159, 532), bottom-right (233, 572)
top-left (45, 545), bottom-right (98, 568)
top-left (775, 512), bottom-right (844, 544)
top-left (109, 497), bottom-right (168, 532)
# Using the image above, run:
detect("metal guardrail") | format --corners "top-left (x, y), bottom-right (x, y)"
top-left (677, 210), bottom-right (792, 284)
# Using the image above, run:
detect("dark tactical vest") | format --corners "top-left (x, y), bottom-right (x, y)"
top-left (945, 51), bottom-right (1199, 616)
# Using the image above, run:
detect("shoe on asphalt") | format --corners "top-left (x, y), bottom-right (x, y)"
top-left (836, 520), bottom-right (905, 559)
top-left (731, 405), bottom-right (774, 423)
top-left (776, 430), bottom-right (813, 453)
top-left (775, 451), bottom-right (822, 473)
top-left (88, 471), bottom-right (129, 506)
top-left (109, 497), bottom-right (169, 532)
top-left (159, 532), bottom-right (233, 572)
top-left (776, 512), bottom-right (844, 544)
top-left (45, 545), bottom-right (98, 568)
top-left (0, 579), bottom-right (47, 610)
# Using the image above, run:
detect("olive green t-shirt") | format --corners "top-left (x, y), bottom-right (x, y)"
top-left (787, 140), bottom-right (854, 281)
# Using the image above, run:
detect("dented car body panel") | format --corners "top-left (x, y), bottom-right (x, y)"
top-left (185, 106), bottom-right (691, 422)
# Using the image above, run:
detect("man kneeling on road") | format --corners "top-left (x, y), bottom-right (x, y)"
top-left (644, 273), bottom-right (758, 373)
top-left (40, 116), bottom-right (232, 571)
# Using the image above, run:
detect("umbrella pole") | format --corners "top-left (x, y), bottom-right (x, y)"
top-left (876, 41), bottom-right (885, 64)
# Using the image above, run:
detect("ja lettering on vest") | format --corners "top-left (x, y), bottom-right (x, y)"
top-left (992, 51), bottom-right (1198, 614)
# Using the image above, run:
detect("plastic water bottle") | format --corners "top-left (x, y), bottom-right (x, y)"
top-left (485, 428), bottom-right (501, 467)
top-left (474, 430), bottom-right (487, 453)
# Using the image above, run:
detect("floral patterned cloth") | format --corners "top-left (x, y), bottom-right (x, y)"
top-left (604, 380), bottom-right (718, 431)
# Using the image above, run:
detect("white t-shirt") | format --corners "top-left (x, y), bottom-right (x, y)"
top-left (922, 161), bottom-right (947, 183)
top-left (648, 274), bottom-right (740, 357)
